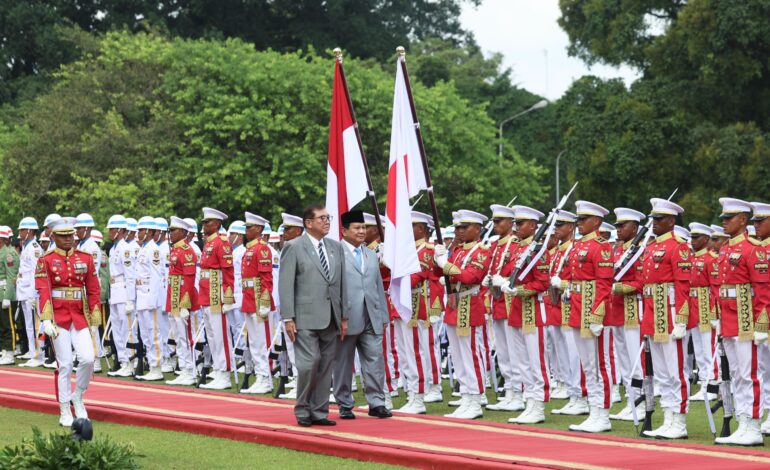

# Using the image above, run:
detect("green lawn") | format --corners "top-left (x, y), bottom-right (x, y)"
top-left (0, 406), bottom-right (405, 470)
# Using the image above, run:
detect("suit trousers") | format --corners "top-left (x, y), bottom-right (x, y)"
top-left (294, 318), bottom-right (338, 420)
top-left (333, 310), bottom-right (385, 409)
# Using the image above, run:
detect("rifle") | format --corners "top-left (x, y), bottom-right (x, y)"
top-left (639, 336), bottom-right (655, 437)
top-left (706, 339), bottom-right (733, 437)
top-left (509, 182), bottom-right (579, 285)
top-left (481, 196), bottom-right (517, 243)
top-left (614, 188), bottom-right (678, 281)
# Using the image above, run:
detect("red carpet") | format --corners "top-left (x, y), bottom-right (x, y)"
top-left (2, 368), bottom-right (770, 469)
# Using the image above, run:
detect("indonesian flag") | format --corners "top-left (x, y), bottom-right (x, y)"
top-left (384, 58), bottom-right (429, 321)
top-left (326, 61), bottom-right (368, 240)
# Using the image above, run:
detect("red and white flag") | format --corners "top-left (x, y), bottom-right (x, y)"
top-left (326, 61), bottom-right (368, 240)
top-left (384, 58), bottom-right (429, 321)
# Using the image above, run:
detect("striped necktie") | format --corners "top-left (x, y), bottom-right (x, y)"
top-left (318, 241), bottom-right (330, 278)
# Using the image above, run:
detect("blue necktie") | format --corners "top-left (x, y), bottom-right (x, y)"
top-left (354, 246), bottom-right (363, 271)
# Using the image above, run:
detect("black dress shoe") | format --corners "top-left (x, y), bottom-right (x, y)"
top-left (339, 407), bottom-right (356, 420)
top-left (311, 418), bottom-right (337, 426)
top-left (367, 406), bottom-right (393, 418)
top-left (296, 417), bottom-right (312, 427)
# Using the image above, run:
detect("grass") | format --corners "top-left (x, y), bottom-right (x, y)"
top-left (0, 406), bottom-right (405, 470)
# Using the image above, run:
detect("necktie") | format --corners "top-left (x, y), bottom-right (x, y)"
top-left (354, 246), bottom-right (363, 271)
top-left (318, 241), bottom-right (330, 278)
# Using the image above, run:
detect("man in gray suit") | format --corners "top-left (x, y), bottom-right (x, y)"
top-left (279, 204), bottom-right (347, 427)
top-left (332, 211), bottom-right (391, 419)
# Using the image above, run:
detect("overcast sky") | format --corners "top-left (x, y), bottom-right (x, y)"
top-left (460, 0), bottom-right (640, 100)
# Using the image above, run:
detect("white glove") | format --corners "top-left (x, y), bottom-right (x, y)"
top-left (1, 299), bottom-right (9, 309)
top-left (434, 252), bottom-right (448, 268)
top-left (501, 283), bottom-right (517, 296)
top-left (42, 320), bottom-right (57, 338)
top-left (754, 331), bottom-right (768, 346)
top-left (429, 315), bottom-right (440, 324)
top-left (258, 306), bottom-right (270, 318)
top-left (589, 323), bottom-right (603, 337)
top-left (222, 303), bottom-right (236, 313)
top-left (433, 244), bottom-right (447, 257)
top-left (550, 276), bottom-right (562, 289)
top-left (672, 323), bottom-right (687, 340)
top-left (491, 275), bottom-right (507, 288)
top-left (125, 301), bottom-right (135, 314)
top-left (481, 276), bottom-right (491, 287)
top-left (611, 283), bottom-right (622, 295)
top-left (710, 319), bottom-right (720, 335)
top-left (438, 277), bottom-right (446, 286)
top-left (179, 308), bottom-right (190, 321)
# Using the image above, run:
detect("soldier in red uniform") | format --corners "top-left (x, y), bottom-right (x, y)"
top-left (751, 201), bottom-right (770, 435)
top-left (686, 223), bottom-right (719, 402)
top-left (239, 211), bottom-right (275, 395)
top-left (435, 210), bottom-right (491, 419)
top-left (496, 205), bottom-right (551, 424)
top-left (484, 204), bottom-right (525, 413)
top-left (638, 198), bottom-right (691, 439)
top-left (198, 207), bottom-right (235, 390)
top-left (607, 208), bottom-right (646, 421)
top-left (36, 217), bottom-right (101, 427)
top-left (713, 198), bottom-right (770, 445)
top-left (562, 201), bottom-right (613, 433)
top-left (164, 217), bottom-right (199, 386)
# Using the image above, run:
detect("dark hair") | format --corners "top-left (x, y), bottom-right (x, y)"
top-left (303, 204), bottom-right (325, 222)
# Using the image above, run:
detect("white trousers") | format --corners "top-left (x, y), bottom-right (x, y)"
top-left (203, 307), bottom-right (232, 372)
top-left (510, 326), bottom-right (550, 402)
top-left (573, 329), bottom-right (611, 409)
top-left (602, 327), bottom-right (621, 387)
top-left (548, 326), bottom-right (583, 398)
top-left (156, 310), bottom-right (170, 360)
top-left (618, 327), bottom-right (643, 390)
top-left (759, 343), bottom-right (770, 410)
top-left (494, 319), bottom-right (522, 392)
top-left (172, 316), bottom-right (194, 371)
top-left (689, 328), bottom-right (718, 384)
top-left (393, 318), bottom-right (427, 394)
top-left (110, 303), bottom-right (130, 363)
top-left (244, 313), bottom-right (272, 377)
top-left (227, 309), bottom-right (246, 352)
top-left (649, 335), bottom-right (689, 414)
top-left (53, 325), bottom-right (94, 403)
top-left (477, 324), bottom-right (490, 388)
top-left (723, 337), bottom-right (762, 419)
top-left (138, 308), bottom-right (162, 368)
top-left (446, 325), bottom-right (485, 395)
top-left (422, 321), bottom-right (441, 387)
top-left (22, 300), bottom-right (43, 360)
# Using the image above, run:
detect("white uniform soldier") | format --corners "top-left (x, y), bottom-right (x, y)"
top-left (124, 217), bottom-right (140, 352)
top-left (75, 213), bottom-right (104, 372)
top-left (277, 213), bottom-right (304, 399)
top-left (43, 214), bottom-right (62, 253)
top-left (134, 216), bottom-right (165, 380)
top-left (154, 217), bottom-right (174, 372)
top-left (106, 215), bottom-right (136, 377)
top-left (17, 217), bottom-right (45, 367)
top-left (227, 220), bottom-right (247, 357)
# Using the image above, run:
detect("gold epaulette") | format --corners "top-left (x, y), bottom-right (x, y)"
top-left (748, 237), bottom-right (761, 246)
top-left (674, 235), bottom-right (686, 244)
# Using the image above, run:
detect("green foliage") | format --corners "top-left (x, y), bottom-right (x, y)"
top-left (0, 426), bottom-right (141, 470)
top-left (1, 31), bottom-right (544, 227)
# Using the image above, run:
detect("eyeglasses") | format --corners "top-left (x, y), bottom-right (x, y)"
top-left (310, 215), bottom-right (333, 222)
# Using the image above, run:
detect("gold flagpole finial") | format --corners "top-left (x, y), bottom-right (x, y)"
top-left (396, 46), bottom-right (406, 57)
top-left (333, 48), bottom-right (343, 61)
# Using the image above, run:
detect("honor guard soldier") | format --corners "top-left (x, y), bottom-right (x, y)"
top-left (751, 202), bottom-right (770, 435)
top-left (687, 223), bottom-right (719, 402)
top-left (484, 205), bottom-right (526, 413)
top-left (164, 217), bottom-right (199, 386)
top-left (36, 217), bottom-right (101, 426)
top-left (561, 201), bottom-right (614, 433)
top-left (238, 212), bottom-right (275, 394)
top-left (75, 213), bottom-right (105, 372)
top-left (435, 210), bottom-right (492, 419)
top-left (713, 198), bottom-right (770, 445)
top-left (17, 217), bottom-right (45, 367)
top-left (276, 212), bottom-right (304, 399)
top-left (134, 216), bottom-right (165, 381)
top-left (0, 226), bottom-right (19, 365)
top-left (496, 205), bottom-right (551, 424)
top-left (106, 215), bottom-right (135, 377)
top-left (710, 225), bottom-right (730, 252)
top-left (226, 220), bottom-right (247, 364)
top-left (639, 198), bottom-right (691, 439)
top-left (199, 208), bottom-right (236, 390)
top-left (608, 208), bottom-right (646, 421)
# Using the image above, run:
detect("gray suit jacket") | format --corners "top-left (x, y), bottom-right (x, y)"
top-left (342, 243), bottom-right (388, 336)
top-left (279, 233), bottom-right (346, 330)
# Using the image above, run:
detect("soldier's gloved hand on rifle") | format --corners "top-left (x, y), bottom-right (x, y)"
top-left (481, 275), bottom-right (491, 287)
top-left (495, 276), bottom-right (518, 295)
top-left (589, 323), bottom-right (603, 337)
top-left (611, 282), bottom-right (622, 295)
top-left (433, 244), bottom-right (448, 268)
top-left (258, 306), bottom-right (270, 318)
top-left (179, 308), bottom-right (190, 322)
top-left (710, 319), bottom-right (720, 335)
top-left (671, 323), bottom-right (687, 340)
top-left (1, 299), bottom-right (9, 309)
top-left (42, 320), bottom-right (58, 338)
top-left (550, 275), bottom-right (562, 289)
top-left (754, 331), bottom-right (768, 346)
top-left (125, 301), bottom-right (135, 314)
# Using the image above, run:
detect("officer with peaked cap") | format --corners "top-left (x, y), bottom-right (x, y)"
top-left (17, 216), bottom-right (45, 367)
top-left (36, 217), bottom-right (101, 426)
top-left (709, 224), bottom-right (730, 252)
top-left (74, 213), bottom-right (105, 372)
top-left (199, 208), bottom-right (236, 390)
top-left (560, 201), bottom-right (614, 433)
top-left (105, 215), bottom-right (136, 377)
top-left (0, 226), bottom-right (19, 365)
top-left (686, 222), bottom-right (719, 403)
top-left (606, 208), bottom-right (646, 421)
top-left (638, 198), bottom-right (691, 439)
top-left (133, 216), bottom-right (164, 381)
top-left (713, 198), bottom-right (769, 445)
top-left (750, 201), bottom-right (770, 434)
top-left (437, 210), bottom-right (492, 420)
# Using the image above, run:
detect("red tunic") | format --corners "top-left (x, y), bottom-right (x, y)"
top-left (441, 241), bottom-right (491, 328)
top-left (199, 233), bottom-right (235, 312)
top-left (688, 248), bottom-right (716, 331)
top-left (486, 234), bottom-right (518, 321)
top-left (410, 239), bottom-right (444, 321)
top-left (505, 237), bottom-right (550, 328)
top-left (716, 233), bottom-right (770, 338)
top-left (166, 240), bottom-right (199, 315)
top-left (639, 231), bottom-right (691, 339)
top-left (543, 246), bottom-right (561, 326)
top-left (567, 231), bottom-right (613, 334)
top-left (36, 248), bottom-right (101, 331)
top-left (240, 238), bottom-right (274, 313)
top-left (547, 240), bottom-right (574, 327)
top-left (609, 240), bottom-right (644, 327)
